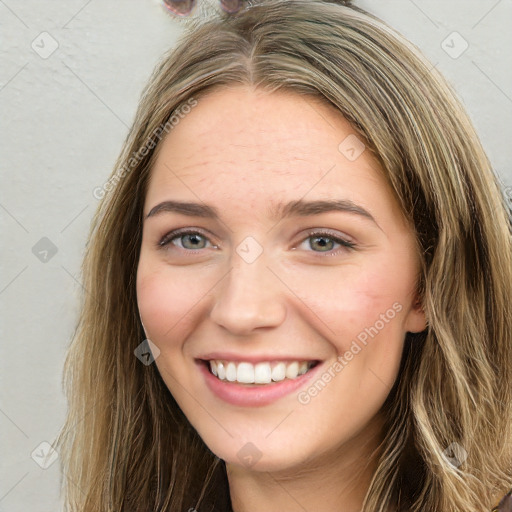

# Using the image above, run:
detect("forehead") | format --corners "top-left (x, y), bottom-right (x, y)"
top-left (146, 86), bottom-right (393, 215)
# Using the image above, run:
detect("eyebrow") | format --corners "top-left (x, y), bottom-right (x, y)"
top-left (145, 199), bottom-right (380, 228)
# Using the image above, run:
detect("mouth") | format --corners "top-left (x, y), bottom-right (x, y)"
top-left (195, 352), bottom-right (324, 406)
top-left (195, 356), bottom-right (323, 406)
top-left (199, 359), bottom-right (320, 386)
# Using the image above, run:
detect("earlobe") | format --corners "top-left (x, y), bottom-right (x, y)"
top-left (405, 298), bottom-right (428, 334)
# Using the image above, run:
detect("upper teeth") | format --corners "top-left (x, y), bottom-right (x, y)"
top-left (209, 360), bottom-right (314, 384)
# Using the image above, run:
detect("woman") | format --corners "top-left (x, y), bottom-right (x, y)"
top-left (55, 0), bottom-right (512, 510)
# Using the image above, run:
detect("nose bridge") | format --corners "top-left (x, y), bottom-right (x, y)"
top-left (209, 246), bottom-right (286, 334)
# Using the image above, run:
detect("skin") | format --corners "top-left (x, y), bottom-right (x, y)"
top-left (136, 85), bottom-right (426, 512)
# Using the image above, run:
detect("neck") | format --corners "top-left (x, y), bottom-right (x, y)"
top-left (226, 413), bottom-right (387, 512)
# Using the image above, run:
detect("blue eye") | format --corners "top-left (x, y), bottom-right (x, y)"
top-left (157, 229), bottom-right (356, 255)
top-left (159, 230), bottom-right (213, 250)
top-left (301, 231), bottom-right (356, 254)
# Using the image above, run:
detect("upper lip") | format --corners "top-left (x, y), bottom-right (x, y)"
top-left (196, 352), bottom-right (321, 364)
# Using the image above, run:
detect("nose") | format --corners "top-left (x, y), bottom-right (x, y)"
top-left (209, 253), bottom-right (287, 336)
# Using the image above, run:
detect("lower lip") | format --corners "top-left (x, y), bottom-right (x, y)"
top-left (197, 361), bottom-right (323, 407)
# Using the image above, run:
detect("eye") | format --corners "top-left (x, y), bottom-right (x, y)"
top-left (157, 228), bottom-right (356, 256)
top-left (297, 230), bottom-right (356, 256)
top-left (158, 229), bottom-right (216, 251)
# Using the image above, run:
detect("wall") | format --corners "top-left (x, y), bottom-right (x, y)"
top-left (0, 0), bottom-right (510, 510)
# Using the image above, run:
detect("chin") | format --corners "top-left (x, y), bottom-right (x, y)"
top-left (224, 449), bottom-right (308, 473)
top-left (203, 430), bottom-right (317, 473)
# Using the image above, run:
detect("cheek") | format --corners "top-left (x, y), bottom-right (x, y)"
top-left (136, 261), bottom-right (207, 343)
top-left (331, 265), bottom-right (412, 385)
top-left (296, 264), bottom-right (411, 347)
top-left (288, 257), bottom-right (412, 394)
top-left (343, 273), bottom-right (405, 336)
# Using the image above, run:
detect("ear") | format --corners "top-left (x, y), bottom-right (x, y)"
top-left (404, 295), bottom-right (428, 333)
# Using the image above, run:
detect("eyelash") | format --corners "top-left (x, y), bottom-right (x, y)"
top-left (157, 228), bottom-right (356, 256)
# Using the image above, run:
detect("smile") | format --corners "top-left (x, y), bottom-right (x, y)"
top-left (196, 358), bottom-right (323, 407)
top-left (208, 359), bottom-right (317, 384)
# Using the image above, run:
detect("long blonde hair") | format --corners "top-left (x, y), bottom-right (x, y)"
top-left (55, 1), bottom-right (512, 510)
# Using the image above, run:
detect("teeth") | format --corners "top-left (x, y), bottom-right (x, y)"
top-left (254, 362), bottom-right (272, 384)
top-left (217, 361), bottom-right (226, 380)
top-left (226, 362), bottom-right (237, 382)
top-left (271, 362), bottom-right (286, 381)
top-left (285, 361), bottom-right (299, 379)
top-left (237, 362), bottom-right (254, 384)
top-left (208, 360), bottom-right (315, 384)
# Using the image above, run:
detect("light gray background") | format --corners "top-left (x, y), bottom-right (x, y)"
top-left (1, 1), bottom-right (511, 510)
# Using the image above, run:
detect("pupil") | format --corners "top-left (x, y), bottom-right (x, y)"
top-left (313, 236), bottom-right (332, 251)
top-left (188, 235), bottom-right (200, 246)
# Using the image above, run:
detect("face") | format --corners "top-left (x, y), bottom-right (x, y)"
top-left (136, 86), bottom-right (426, 473)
